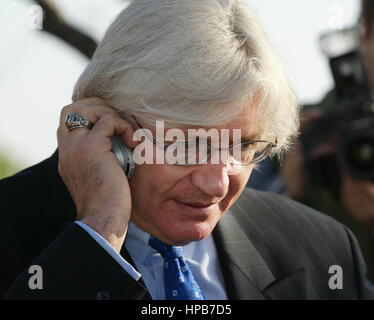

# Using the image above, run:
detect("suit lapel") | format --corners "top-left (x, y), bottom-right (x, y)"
top-left (213, 211), bottom-right (274, 299)
top-left (213, 209), bottom-right (307, 300)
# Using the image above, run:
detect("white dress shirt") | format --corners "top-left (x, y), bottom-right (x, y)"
top-left (75, 220), bottom-right (228, 299)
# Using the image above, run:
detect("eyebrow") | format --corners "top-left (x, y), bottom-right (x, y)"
top-left (133, 116), bottom-right (269, 144)
top-left (234, 134), bottom-right (260, 142)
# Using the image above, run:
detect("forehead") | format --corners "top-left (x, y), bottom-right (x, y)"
top-left (180, 106), bottom-right (261, 140)
top-left (134, 104), bottom-right (262, 140)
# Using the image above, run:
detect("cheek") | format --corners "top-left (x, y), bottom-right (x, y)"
top-left (229, 165), bottom-right (254, 189)
top-left (129, 165), bottom-right (160, 203)
top-left (223, 165), bottom-right (254, 208)
top-left (129, 164), bottom-right (186, 208)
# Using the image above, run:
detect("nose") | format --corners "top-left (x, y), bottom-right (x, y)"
top-left (190, 162), bottom-right (229, 199)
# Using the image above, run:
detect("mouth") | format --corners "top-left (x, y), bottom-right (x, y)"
top-left (180, 202), bottom-right (216, 208)
top-left (173, 200), bottom-right (219, 218)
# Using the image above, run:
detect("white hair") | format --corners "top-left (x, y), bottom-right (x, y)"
top-left (72, 0), bottom-right (300, 154)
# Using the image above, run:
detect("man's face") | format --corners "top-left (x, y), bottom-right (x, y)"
top-left (128, 107), bottom-right (261, 245)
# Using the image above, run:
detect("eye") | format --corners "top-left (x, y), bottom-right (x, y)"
top-left (240, 142), bottom-right (255, 150)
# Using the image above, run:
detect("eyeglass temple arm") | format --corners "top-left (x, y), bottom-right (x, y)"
top-left (132, 115), bottom-right (169, 150)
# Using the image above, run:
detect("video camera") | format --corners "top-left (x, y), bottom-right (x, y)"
top-left (300, 27), bottom-right (374, 198)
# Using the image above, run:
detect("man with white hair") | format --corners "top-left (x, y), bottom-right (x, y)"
top-left (1, 0), bottom-right (373, 300)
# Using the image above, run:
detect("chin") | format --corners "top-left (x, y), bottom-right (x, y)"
top-left (162, 220), bottom-right (217, 246)
top-left (133, 199), bottom-right (226, 245)
top-left (153, 199), bottom-right (226, 244)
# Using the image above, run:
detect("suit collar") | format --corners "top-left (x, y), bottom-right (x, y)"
top-left (213, 211), bottom-right (274, 299)
top-left (213, 205), bottom-right (307, 300)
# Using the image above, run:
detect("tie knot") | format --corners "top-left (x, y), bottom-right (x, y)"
top-left (149, 236), bottom-right (183, 259)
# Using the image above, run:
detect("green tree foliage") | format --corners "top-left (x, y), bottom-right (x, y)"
top-left (0, 152), bottom-right (21, 180)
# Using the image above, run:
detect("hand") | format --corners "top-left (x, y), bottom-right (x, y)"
top-left (57, 97), bottom-right (137, 252)
top-left (341, 175), bottom-right (374, 228)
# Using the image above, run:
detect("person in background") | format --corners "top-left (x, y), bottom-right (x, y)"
top-left (282, 0), bottom-right (374, 281)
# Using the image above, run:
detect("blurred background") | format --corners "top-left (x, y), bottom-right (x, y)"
top-left (0, 0), bottom-right (360, 178)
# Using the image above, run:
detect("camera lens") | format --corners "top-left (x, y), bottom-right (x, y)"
top-left (345, 137), bottom-right (374, 172)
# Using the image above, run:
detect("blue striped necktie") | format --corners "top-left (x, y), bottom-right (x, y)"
top-left (149, 236), bottom-right (205, 300)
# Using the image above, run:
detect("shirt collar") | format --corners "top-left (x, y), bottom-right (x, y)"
top-left (125, 221), bottom-right (197, 262)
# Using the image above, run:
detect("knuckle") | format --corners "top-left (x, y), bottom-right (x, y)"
top-left (93, 119), bottom-right (108, 131)
top-left (94, 107), bottom-right (119, 119)
top-left (60, 100), bottom-right (92, 117)
top-left (84, 97), bottom-right (105, 104)
top-left (60, 104), bottom-right (73, 116)
top-left (83, 97), bottom-right (111, 108)
top-left (101, 113), bottom-right (114, 122)
top-left (94, 114), bottom-right (114, 128)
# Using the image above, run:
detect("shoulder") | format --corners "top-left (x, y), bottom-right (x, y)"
top-left (231, 188), bottom-right (359, 270)
top-left (0, 155), bottom-right (53, 295)
top-left (227, 189), bottom-right (373, 299)
top-left (233, 187), bottom-right (341, 229)
top-left (0, 150), bottom-right (74, 235)
top-left (0, 151), bottom-right (77, 296)
top-left (0, 151), bottom-right (56, 192)
top-left (0, 152), bottom-right (58, 222)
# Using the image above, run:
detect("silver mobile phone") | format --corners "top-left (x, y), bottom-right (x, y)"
top-left (110, 135), bottom-right (135, 179)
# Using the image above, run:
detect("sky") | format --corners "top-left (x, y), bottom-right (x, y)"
top-left (0, 0), bottom-right (359, 171)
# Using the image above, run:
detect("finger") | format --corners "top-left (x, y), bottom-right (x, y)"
top-left (60, 104), bottom-right (119, 126)
top-left (58, 112), bottom-right (93, 145)
top-left (89, 114), bottom-right (139, 149)
top-left (80, 97), bottom-right (113, 108)
top-left (57, 105), bottom-right (118, 150)
top-left (57, 100), bottom-right (139, 150)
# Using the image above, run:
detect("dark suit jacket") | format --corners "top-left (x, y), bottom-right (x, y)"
top-left (1, 151), bottom-right (373, 299)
